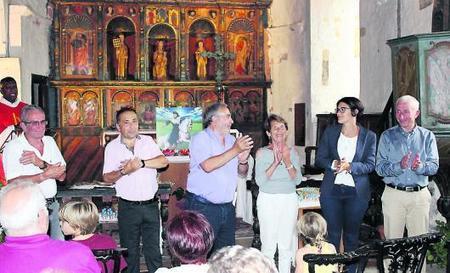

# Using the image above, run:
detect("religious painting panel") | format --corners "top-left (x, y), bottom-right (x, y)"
top-left (197, 90), bottom-right (219, 109)
top-left (81, 90), bottom-right (101, 127)
top-left (228, 90), bottom-right (246, 125)
top-left (61, 15), bottom-right (96, 79)
top-left (62, 90), bottom-right (82, 127)
top-left (135, 89), bottom-right (162, 131)
top-left (106, 17), bottom-right (137, 80)
top-left (228, 88), bottom-right (263, 127)
top-left (156, 107), bottom-right (202, 153)
top-left (145, 8), bottom-right (157, 25)
top-left (148, 24), bottom-right (177, 81)
top-left (424, 41), bottom-right (450, 129)
top-left (188, 20), bottom-right (216, 80)
top-left (172, 90), bottom-right (195, 107)
top-left (393, 46), bottom-right (417, 99)
top-left (105, 89), bottom-right (134, 128)
top-left (227, 18), bottom-right (256, 79)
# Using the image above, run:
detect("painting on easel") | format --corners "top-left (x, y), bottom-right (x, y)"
top-left (156, 107), bottom-right (202, 155)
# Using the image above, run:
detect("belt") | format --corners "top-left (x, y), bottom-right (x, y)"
top-left (45, 197), bottom-right (57, 205)
top-left (386, 183), bottom-right (427, 192)
top-left (185, 191), bottom-right (231, 205)
top-left (119, 197), bottom-right (158, 205)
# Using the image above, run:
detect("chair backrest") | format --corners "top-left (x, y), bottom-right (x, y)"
top-left (374, 233), bottom-right (442, 273)
top-left (92, 248), bottom-right (126, 273)
top-left (303, 243), bottom-right (372, 273)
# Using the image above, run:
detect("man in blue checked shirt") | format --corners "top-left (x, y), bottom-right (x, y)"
top-left (376, 95), bottom-right (439, 240)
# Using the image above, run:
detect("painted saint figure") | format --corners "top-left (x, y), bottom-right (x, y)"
top-left (195, 41), bottom-right (208, 80)
top-left (67, 98), bottom-right (81, 126)
top-left (115, 34), bottom-right (128, 80)
top-left (166, 111), bottom-right (180, 148)
top-left (153, 40), bottom-right (168, 80)
top-left (235, 36), bottom-right (250, 75)
top-left (71, 33), bottom-right (89, 75)
top-left (83, 98), bottom-right (97, 126)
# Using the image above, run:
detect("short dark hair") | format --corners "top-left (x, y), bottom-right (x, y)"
top-left (203, 102), bottom-right (228, 128)
top-left (264, 114), bottom-right (288, 132)
top-left (1, 77), bottom-right (17, 89)
top-left (115, 106), bottom-right (137, 123)
top-left (20, 105), bottom-right (45, 122)
top-left (336, 97), bottom-right (364, 118)
top-left (165, 211), bottom-right (214, 264)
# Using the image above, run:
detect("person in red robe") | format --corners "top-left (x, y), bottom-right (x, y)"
top-left (0, 77), bottom-right (27, 185)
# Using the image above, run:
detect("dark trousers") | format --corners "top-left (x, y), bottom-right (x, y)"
top-left (118, 199), bottom-right (161, 273)
top-left (320, 185), bottom-right (368, 273)
top-left (184, 192), bottom-right (236, 254)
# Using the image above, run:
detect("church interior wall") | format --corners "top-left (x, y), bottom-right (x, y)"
top-left (267, 0), bottom-right (309, 147)
top-left (360, 0), bottom-right (433, 113)
top-left (1, 1), bottom-right (50, 104)
top-left (0, 0), bottom-right (436, 150)
top-left (309, 0), bottom-right (360, 138)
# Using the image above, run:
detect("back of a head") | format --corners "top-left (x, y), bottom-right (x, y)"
top-left (59, 200), bottom-right (99, 235)
top-left (166, 210), bottom-right (214, 264)
top-left (0, 181), bottom-right (47, 235)
top-left (208, 245), bottom-right (278, 273)
top-left (298, 212), bottom-right (327, 246)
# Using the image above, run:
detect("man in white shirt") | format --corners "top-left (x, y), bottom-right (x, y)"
top-left (3, 105), bottom-right (66, 239)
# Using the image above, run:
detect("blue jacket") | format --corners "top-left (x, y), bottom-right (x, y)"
top-left (315, 124), bottom-right (377, 201)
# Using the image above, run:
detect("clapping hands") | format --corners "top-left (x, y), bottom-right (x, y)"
top-left (401, 151), bottom-right (421, 170)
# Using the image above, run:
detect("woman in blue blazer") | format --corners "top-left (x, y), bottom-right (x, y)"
top-left (315, 97), bottom-right (376, 264)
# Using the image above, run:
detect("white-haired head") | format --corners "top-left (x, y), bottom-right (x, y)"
top-left (396, 95), bottom-right (420, 111)
top-left (208, 245), bottom-right (278, 273)
top-left (0, 181), bottom-right (48, 235)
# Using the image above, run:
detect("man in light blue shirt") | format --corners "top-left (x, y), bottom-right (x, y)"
top-left (376, 95), bottom-right (439, 240)
top-left (185, 102), bottom-right (253, 252)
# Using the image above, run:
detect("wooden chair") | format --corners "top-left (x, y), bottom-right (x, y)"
top-left (373, 233), bottom-right (442, 273)
top-left (303, 243), bottom-right (373, 273)
top-left (92, 248), bottom-right (126, 273)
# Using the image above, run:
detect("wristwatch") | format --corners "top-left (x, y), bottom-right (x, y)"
top-left (39, 161), bottom-right (48, 170)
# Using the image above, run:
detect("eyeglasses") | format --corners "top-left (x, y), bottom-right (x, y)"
top-left (335, 107), bottom-right (351, 113)
top-left (23, 120), bottom-right (48, 127)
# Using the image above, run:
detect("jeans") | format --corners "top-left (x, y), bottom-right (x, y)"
top-left (184, 192), bottom-right (235, 254)
top-left (320, 185), bottom-right (368, 273)
top-left (48, 200), bottom-right (64, 240)
top-left (118, 199), bottom-right (161, 273)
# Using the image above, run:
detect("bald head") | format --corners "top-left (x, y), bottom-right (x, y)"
top-left (0, 181), bottom-right (48, 236)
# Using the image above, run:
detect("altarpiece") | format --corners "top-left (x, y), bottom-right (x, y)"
top-left (49, 0), bottom-right (272, 184)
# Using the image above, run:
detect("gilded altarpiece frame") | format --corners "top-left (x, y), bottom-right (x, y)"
top-left (61, 88), bottom-right (102, 127)
top-left (105, 88), bottom-right (163, 129)
top-left (61, 13), bottom-right (97, 79)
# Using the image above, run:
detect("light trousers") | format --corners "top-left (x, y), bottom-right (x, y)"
top-left (381, 186), bottom-right (431, 239)
top-left (382, 186), bottom-right (431, 273)
top-left (257, 191), bottom-right (298, 273)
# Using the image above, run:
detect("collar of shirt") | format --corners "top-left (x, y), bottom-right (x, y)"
top-left (397, 125), bottom-right (418, 137)
top-left (0, 97), bottom-right (21, 107)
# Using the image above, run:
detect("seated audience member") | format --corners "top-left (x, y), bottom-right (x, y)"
top-left (0, 181), bottom-right (100, 273)
top-left (156, 210), bottom-right (214, 273)
top-left (208, 245), bottom-right (278, 273)
top-left (59, 200), bottom-right (127, 273)
top-left (295, 212), bottom-right (336, 273)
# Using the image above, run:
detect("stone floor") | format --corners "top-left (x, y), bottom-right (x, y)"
top-left (109, 219), bottom-right (444, 273)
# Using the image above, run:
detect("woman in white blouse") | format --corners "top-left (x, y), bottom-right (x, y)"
top-left (315, 97), bottom-right (376, 273)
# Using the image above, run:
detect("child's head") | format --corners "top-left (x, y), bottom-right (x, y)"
top-left (297, 212), bottom-right (327, 245)
top-left (59, 200), bottom-right (99, 236)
